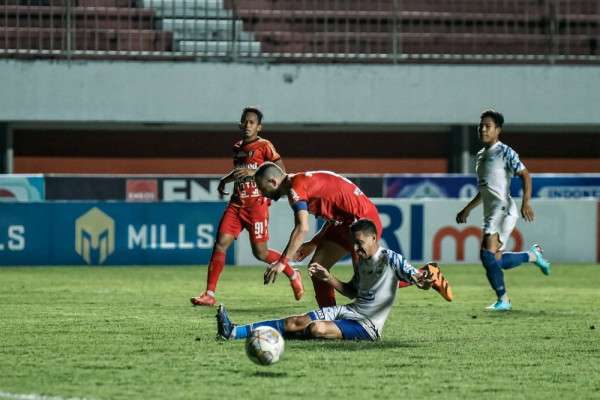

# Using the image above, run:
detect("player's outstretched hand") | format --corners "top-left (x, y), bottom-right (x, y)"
top-left (264, 261), bottom-right (285, 285)
top-left (521, 202), bottom-right (534, 222)
top-left (233, 168), bottom-right (254, 180)
top-left (294, 241), bottom-right (317, 261)
top-left (308, 263), bottom-right (330, 282)
top-left (412, 269), bottom-right (433, 290)
top-left (456, 208), bottom-right (469, 224)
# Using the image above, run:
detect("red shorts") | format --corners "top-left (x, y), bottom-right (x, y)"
top-left (218, 203), bottom-right (270, 244)
top-left (321, 207), bottom-right (382, 252)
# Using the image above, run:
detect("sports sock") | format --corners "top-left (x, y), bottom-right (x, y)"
top-left (232, 319), bottom-right (286, 340)
top-left (266, 249), bottom-right (295, 279)
top-left (480, 249), bottom-right (506, 298)
top-left (313, 277), bottom-right (336, 307)
top-left (398, 281), bottom-right (413, 288)
top-left (498, 252), bottom-right (529, 270)
top-left (206, 250), bottom-right (226, 293)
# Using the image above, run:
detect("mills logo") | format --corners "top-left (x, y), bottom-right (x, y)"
top-left (75, 207), bottom-right (115, 265)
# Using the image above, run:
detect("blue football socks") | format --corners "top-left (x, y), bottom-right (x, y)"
top-left (498, 252), bottom-right (529, 269)
top-left (480, 249), bottom-right (506, 298)
top-left (233, 319), bottom-right (286, 340)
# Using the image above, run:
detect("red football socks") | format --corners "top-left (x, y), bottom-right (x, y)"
top-left (206, 250), bottom-right (226, 292)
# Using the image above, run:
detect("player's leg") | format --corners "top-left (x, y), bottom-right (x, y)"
top-left (304, 306), bottom-right (375, 340)
top-left (480, 232), bottom-right (511, 310)
top-left (191, 206), bottom-right (241, 306)
top-left (494, 212), bottom-right (529, 270)
top-left (242, 206), bottom-right (304, 300)
top-left (216, 304), bottom-right (313, 340)
top-left (304, 321), bottom-right (344, 339)
top-left (309, 239), bottom-right (349, 307)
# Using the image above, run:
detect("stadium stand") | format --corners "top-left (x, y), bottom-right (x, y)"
top-left (0, 0), bottom-right (598, 61)
top-left (227, 0), bottom-right (600, 61)
top-left (0, 0), bottom-right (175, 55)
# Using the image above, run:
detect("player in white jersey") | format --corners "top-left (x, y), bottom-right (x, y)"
top-left (456, 109), bottom-right (551, 311)
top-left (216, 219), bottom-right (450, 341)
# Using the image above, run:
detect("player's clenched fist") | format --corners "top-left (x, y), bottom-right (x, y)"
top-left (308, 262), bottom-right (330, 282)
top-left (412, 268), bottom-right (434, 290)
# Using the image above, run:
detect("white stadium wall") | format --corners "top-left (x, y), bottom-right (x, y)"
top-left (2, 60), bottom-right (600, 126)
top-left (235, 199), bottom-right (599, 265)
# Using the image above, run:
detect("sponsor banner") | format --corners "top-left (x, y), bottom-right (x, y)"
top-left (385, 174), bottom-right (600, 199)
top-left (160, 175), bottom-right (384, 201)
top-left (384, 175), bottom-right (478, 198)
top-left (160, 177), bottom-right (230, 201)
top-left (126, 179), bottom-right (158, 202)
top-left (0, 175), bottom-right (44, 202)
top-left (45, 176), bottom-right (126, 200)
top-left (0, 202), bottom-right (233, 265)
top-left (236, 198), bottom-right (597, 265)
top-left (511, 174), bottom-right (600, 199)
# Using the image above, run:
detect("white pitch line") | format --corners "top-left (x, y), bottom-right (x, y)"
top-left (0, 391), bottom-right (96, 400)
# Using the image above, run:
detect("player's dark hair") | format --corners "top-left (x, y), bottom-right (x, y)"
top-left (350, 219), bottom-right (378, 237)
top-left (241, 107), bottom-right (263, 124)
top-left (480, 109), bottom-right (504, 128)
top-left (254, 161), bottom-right (283, 181)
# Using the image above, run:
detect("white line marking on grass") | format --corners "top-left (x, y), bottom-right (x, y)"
top-left (0, 391), bottom-right (96, 400)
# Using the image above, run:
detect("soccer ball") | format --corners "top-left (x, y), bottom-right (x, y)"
top-left (245, 326), bottom-right (285, 366)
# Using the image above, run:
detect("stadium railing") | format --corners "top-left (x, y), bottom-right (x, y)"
top-left (1, 0), bottom-right (599, 62)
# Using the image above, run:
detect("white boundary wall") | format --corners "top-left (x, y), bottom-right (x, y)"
top-left (2, 61), bottom-right (600, 125)
top-left (236, 199), bottom-right (598, 265)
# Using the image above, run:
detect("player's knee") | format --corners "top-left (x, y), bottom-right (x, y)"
top-left (214, 241), bottom-right (230, 253)
top-left (480, 249), bottom-right (498, 269)
top-left (285, 315), bottom-right (310, 332)
top-left (306, 322), bottom-right (328, 338)
top-left (252, 247), bottom-right (269, 261)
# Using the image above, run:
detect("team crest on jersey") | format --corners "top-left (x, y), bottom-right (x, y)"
top-left (235, 149), bottom-right (254, 159)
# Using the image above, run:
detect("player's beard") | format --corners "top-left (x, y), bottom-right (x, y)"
top-left (270, 191), bottom-right (282, 201)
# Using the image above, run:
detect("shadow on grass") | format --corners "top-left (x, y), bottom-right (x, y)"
top-left (287, 339), bottom-right (422, 351)
top-left (249, 371), bottom-right (289, 378)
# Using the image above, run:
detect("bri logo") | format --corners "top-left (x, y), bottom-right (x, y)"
top-left (375, 204), bottom-right (523, 262)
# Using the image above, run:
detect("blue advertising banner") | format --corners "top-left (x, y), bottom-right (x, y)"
top-left (0, 202), bottom-right (233, 266)
top-left (385, 174), bottom-right (600, 199)
top-left (510, 174), bottom-right (600, 198)
top-left (0, 175), bottom-right (45, 201)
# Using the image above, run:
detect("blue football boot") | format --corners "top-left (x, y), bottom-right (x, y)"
top-left (486, 299), bottom-right (512, 311)
top-left (216, 304), bottom-right (235, 340)
top-left (530, 244), bottom-right (551, 276)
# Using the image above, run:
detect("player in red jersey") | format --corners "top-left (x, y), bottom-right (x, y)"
top-left (254, 162), bottom-right (453, 307)
top-left (190, 108), bottom-right (304, 306)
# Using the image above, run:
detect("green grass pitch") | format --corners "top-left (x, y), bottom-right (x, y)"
top-left (1, 264), bottom-right (599, 400)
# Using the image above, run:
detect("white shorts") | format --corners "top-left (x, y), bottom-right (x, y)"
top-left (308, 305), bottom-right (379, 340)
top-left (483, 207), bottom-right (518, 251)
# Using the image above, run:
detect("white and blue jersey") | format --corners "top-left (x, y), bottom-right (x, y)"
top-left (475, 141), bottom-right (526, 247)
top-left (309, 247), bottom-right (417, 340)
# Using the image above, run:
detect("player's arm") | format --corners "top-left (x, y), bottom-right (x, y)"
top-left (293, 220), bottom-right (333, 261)
top-left (264, 209), bottom-right (310, 284)
top-left (456, 191), bottom-right (482, 224)
top-left (273, 159), bottom-right (286, 173)
top-left (517, 168), bottom-right (534, 221)
top-left (308, 262), bottom-right (357, 299)
top-left (388, 250), bottom-right (432, 289)
top-left (217, 170), bottom-right (237, 196)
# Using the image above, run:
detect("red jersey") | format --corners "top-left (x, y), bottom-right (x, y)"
top-left (230, 137), bottom-right (281, 207)
top-left (287, 171), bottom-right (376, 225)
